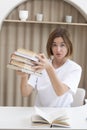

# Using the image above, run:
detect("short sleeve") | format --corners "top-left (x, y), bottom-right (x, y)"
top-left (27, 74), bottom-right (38, 88)
top-left (63, 67), bottom-right (82, 93)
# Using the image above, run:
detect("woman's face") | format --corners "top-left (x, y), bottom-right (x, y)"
top-left (52, 37), bottom-right (68, 61)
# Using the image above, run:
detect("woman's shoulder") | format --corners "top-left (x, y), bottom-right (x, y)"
top-left (66, 59), bottom-right (82, 71)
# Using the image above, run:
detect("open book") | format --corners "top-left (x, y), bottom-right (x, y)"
top-left (31, 107), bottom-right (70, 128)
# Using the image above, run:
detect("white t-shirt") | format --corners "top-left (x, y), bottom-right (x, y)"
top-left (28, 59), bottom-right (82, 107)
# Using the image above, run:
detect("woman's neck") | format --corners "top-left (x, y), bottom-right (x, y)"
top-left (52, 58), bottom-right (67, 68)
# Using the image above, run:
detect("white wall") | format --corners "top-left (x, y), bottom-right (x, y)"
top-left (65, 0), bottom-right (87, 19)
top-left (0, 0), bottom-right (26, 29)
top-left (0, 0), bottom-right (87, 29)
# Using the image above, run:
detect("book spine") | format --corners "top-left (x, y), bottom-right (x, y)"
top-left (50, 124), bottom-right (52, 128)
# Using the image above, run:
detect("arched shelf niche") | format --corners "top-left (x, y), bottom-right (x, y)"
top-left (0, 0), bottom-right (87, 106)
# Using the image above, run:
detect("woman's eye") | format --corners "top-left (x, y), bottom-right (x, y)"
top-left (61, 43), bottom-right (66, 47)
top-left (52, 43), bottom-right (57, 47)
top-left (61, 44), bottom-right (65, 47)
top-left (52, 42), bottom-right (66, 47)
top-left (53, 44), bottom-right (57, 47)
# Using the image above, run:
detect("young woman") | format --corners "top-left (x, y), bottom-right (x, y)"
top-left (17, 28), bottom-right (82, 107)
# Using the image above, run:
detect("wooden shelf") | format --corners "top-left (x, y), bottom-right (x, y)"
top-left (4, 19), bottom-right (87, 26)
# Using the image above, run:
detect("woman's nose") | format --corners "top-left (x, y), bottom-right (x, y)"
top-left (57, 46), bottom-right (61, 52)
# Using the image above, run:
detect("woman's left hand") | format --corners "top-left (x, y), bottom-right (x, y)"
top-left (32, 53), bottom-right (50, 71)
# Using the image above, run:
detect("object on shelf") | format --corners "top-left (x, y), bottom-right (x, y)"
top-left (36, 13), bottom-right (43, 21)
top-left (65, 15), bottom-right (72, 23)
top-left (19, 10), bottom-right (29, 21)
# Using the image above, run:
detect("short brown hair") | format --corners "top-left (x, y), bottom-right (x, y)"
top-left (46, 28), bottom-right (73, 59)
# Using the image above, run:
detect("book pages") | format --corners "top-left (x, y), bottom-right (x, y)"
top-left (31, 106), bottom-right (70, 127)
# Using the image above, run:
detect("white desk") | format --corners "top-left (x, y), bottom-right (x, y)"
top-left (0, 105), bottom-right (87, 130)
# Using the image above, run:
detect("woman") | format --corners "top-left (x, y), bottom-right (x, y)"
top-left (17, 28), bottom-right (82, 107)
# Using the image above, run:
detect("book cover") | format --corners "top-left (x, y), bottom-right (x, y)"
top-left (14, 48), bottom-right (39, 62)
top-left (10, 60), bottom-right (35, 71)
top-left (7, 64), bottom-right (42, 76)
top-left (11, 54), bottom-right (34, 66)
top-left (31, 107), bottom-right (70, 128)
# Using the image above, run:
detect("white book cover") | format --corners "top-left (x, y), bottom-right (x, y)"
top-left (14, 52), bottom-right (38, 62)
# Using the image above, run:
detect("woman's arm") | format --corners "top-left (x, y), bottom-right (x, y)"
top-left (16, 71), bottom-right (33, 96)
top-left (45, 64), bottom-right (69, 96)
top-left (32, 54), bottom-right (69, 96)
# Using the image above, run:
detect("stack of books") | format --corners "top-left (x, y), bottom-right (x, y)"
top-left (7, 48), bottom-right (42, 76)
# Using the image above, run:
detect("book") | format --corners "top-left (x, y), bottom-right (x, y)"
top-left (14, 51), bottom-right (38, 62)
top-left (15, 48), bottom-right (39, 62)
top-left (7, 64), bottom-right (41, 76)
top-left (10, 59), bottom-right (36, 71)
top-left (31, 106), bottom-right (70, 128)
top-left (7, 48), bottom-right (42, 76)
top-left (11, 54), bottom-right (34, 66)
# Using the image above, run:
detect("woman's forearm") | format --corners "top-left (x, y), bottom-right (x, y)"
top-left (46, 64), bottom-right (69, 96)
top-left (20, 75), bottom-right (33, 96)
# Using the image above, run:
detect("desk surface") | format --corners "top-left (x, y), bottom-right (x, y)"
top-left (0, 105), bottom-right (87, 129)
